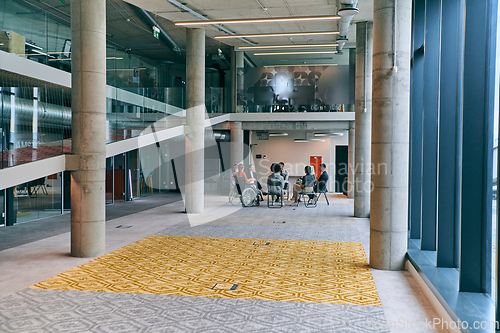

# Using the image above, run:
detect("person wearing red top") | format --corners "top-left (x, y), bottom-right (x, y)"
top-left (234, 163), bottom-right (248, 195)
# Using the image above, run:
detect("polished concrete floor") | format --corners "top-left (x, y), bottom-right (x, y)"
top-left (0, 194), bottom-right (447, 332)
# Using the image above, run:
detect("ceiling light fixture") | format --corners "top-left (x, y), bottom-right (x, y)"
top-left (175, 15), bottom-right (340, 26)
top-left (269, 132), bottom-right (288, 137)
top-left (314, 132), bottom-right (344, 137)
top-left (294, 138), bottom-right (325, 142)
top-left (254, 51), bottom-right (338, 56)
top-left (239, 43), bottom-right (339, 50)
top-left (264, 64), bottom-right (338, 67)
top-left (215, 31), bottom-right (340, 39)
top-left (49, 57), bottom-right (124, 61)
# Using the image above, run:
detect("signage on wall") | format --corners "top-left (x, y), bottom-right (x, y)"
top-left (153, 26), bottom-right (160, 39)
top-left (256, 131), bottom-right (269, 140)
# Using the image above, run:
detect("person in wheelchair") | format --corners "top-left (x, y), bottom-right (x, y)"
top-left (247, 164), bottom-right (267, 196)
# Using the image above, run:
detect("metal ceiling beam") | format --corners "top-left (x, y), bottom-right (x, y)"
top-left (132, 5), bottom-right (182, 55)
top-left (164, 0), bottom-right (256, 46)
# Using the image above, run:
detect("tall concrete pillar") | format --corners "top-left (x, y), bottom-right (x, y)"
top-left (70, 0), bottom-right (107, 257)
top-left (230, 121), bottom-right (244, 166)
top-left (354, 21), bottom-right (373, 218)
top-left (370, 0), bottom-right (411, 270)
top-left (347, 124), bottom-right (355, 198)
top-left (231, 50), bottom-right (245, 113)
top-left (185, 28), bottom-right (205, 214)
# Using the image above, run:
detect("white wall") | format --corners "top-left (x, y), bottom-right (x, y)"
top-left (250, 130), bottom-right (348, 192)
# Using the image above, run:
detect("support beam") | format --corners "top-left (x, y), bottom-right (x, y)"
top-left (230, 121), bottom-right (244, 167)
top-left (460, 0), bottom-right (497, 294)
top-left (184, 28), bottom-right (205, 214)
top-left (419, 0), bottom-right (441, 251)
top-left (354, 21), bottom-right (373, 218)
top-left (370, 0), bottom-right (412, 270)
top-left (409, 0), bottom-right (424, 240)
top-left (70, 0), bottom-right (107, 258)
top-left (348, 124), bottom-right (355, 199)
top-left (436, 0), bottom-right (464, 268)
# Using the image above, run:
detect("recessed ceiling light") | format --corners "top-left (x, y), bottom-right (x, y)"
top-left (175, 15), bottom-right (340, 26)
top-left (254, 51), bottom-right (338, 56)
top-left (269, 132), bottom-right (288, 137)
top-left (239, 43), bottom-right (339, 50)
top-left (215, 31), bottom-right (340, 39)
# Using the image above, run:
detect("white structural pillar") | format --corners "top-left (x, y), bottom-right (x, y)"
top-left (347, 124), bottom-right (355, 198)
top-left (370, 0), bottom-right (411, 270)
top-left (354, 21), bottom-right (373, 218)
top-left (70, 0), bottom-right (107, 257)
top-left (185, 28), bottom-right (205, 214)
top-left (230, 121), bottom-right (244, 166)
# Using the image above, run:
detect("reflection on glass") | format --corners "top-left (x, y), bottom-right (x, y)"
top-left (13, 173), bottom-right (61, 224)
top-left (128, 150), bottom-right (140, 198)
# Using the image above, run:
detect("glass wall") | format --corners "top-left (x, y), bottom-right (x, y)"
top-left (12, 173), bottom-right (62, 224)
top-left (0, 82), bottom-right (70, 169)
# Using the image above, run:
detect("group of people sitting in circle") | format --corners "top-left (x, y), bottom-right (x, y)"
top-left (231, 161), bottom-right (329, 205)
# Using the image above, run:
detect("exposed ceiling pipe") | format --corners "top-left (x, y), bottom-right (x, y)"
top-left (165, 0), bottom-right (256, 46)
top-left (244, 53), bottom-right (257, 67)
top-left (132, 6), bottom-right (182, 55)
top-left (336, 0), bottom-right (358, 53)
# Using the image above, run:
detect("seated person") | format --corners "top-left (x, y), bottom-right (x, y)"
top-left (292, 166), bottom-right (315, 204)
top-left (267, 163), bottom-right (284, 196)
top-left (315, 163), bottom-right (329, 193)
top-left (235, 163), bottom-right (248, 194)
top-left (275, 162), bottom-right (289, 202)
top-left (247, 164), bottom-right (267, 195)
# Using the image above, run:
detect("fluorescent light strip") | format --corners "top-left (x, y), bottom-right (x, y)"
top-left (175, 15), bottom-right (340, 26)
top-left (215, 31), bottom-right (339, 39)
top-left (239, 43), bottom-right (338, 50)
top-left (107, 67), bottom-right (147, 70)
top-left (49, 57), bottom-right (123, 61)
top-left (264, 64), bottom-right (338, 67)
top-left (269, 133), bottom-right (288, 137)
top-left (255, 51), bottom-right (338, 56)
top-left (294, 138), bottom-right (325, 142)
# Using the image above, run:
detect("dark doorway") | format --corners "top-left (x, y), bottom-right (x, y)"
top-left (335, 146), bottom-right (348, 193)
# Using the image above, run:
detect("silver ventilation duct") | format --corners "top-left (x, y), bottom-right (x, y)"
top-left (0, 94), bottom-right (180, 131)
top-left (336, 0), bottom-right (359, 53)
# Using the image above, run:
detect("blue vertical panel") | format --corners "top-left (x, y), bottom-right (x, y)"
top-left (460, 0), bottom-right (497, 293)
top-left (436, 0), bottom-right (464, 268)
top-left (409, 0), bottom-right (425, 240)
top-left (420, 0), bottom-right (441, 251)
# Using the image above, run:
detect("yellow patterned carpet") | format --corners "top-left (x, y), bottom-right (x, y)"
top-left (31, 236), bottom-right (381, 306)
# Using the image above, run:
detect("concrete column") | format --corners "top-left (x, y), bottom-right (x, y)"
top-left (185, 28), bottom-right (205, 214)
top-left (70, 0), bottom-right (107, 257)
top-left (236, 52), bottom-right (244, 113)
top-left (347, 124), bottom-right (355, 198)
top-left (230, 121), bottom-right (244, 166)
top-left (370, 0), bottom-right (411, 270)
top-left (231, 50), bottom-right (245, 113)
top-left (354, 21), bottom-right (373, 218)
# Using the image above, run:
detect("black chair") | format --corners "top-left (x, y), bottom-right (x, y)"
top-left (267, 178), bottom-right (283, 208)
top-left (297, 191), bottom-right (318, 208)
top-left (315, 183), bottom-right (329, 205)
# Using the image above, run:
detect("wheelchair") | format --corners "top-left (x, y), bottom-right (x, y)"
top-left (236, 177), bottom-right (262, 207)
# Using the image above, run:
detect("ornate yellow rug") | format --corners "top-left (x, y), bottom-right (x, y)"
top-left (31, 235), bottom-right (381, 306)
